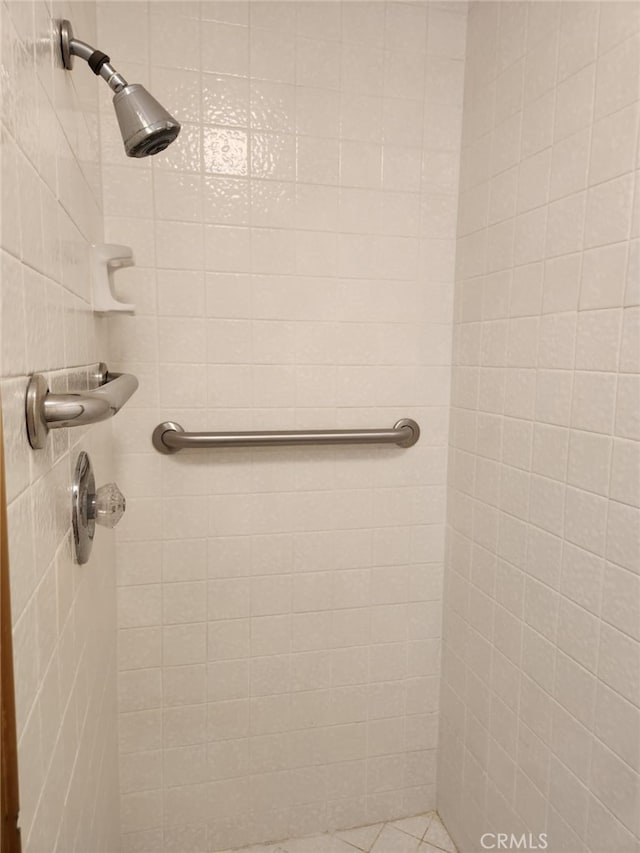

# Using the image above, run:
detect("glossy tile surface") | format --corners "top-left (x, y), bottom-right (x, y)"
top-left (0, 1), bottom-right (120, 851)
top-left (439, 4), bottom-right (640, 853)
top-left (97, 1), bottom-right (467, 850)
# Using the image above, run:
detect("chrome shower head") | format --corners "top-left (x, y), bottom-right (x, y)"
top-left (59, 19), bottom-right (181, 159)
top-left (113, 84), bottom-right (181, 158)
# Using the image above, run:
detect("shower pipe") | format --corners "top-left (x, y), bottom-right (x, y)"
top-left (152, 419), bottom-right (421, 454)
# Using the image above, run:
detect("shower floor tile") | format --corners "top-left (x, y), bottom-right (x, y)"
top-left (221, 812), bottom-right (457, 853)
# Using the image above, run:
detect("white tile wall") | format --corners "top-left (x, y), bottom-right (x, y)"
top-left (96, 2), bottom-right (467, 850)
top-left (439, 3), bottom-right (640, 853)
top-left (0, 1), bottom-right (120, 850)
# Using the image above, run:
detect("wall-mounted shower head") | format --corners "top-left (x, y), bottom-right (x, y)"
top-left (113, 84), bottom-right (181, 158)
top-left (59, 19), bottom-right (180, 158)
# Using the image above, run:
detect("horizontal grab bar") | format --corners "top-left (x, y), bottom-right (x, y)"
top-left (152, 419), bottom-right (420, 454)
top-left (26, 362), bottom-right (138, 449)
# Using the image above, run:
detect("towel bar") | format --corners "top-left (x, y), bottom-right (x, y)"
top-left (26, 362), bottom-right (138, 448)
top-left (152, 419), bottom-right (420, 454)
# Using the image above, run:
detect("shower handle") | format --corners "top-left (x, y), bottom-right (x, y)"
top-left (72, 452), bottom-right (126, 565)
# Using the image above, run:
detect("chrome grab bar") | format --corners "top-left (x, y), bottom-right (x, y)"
top-left (26, 362), bottom-right (139, 449)
top-left (152, 418), bottom-right (420, 454)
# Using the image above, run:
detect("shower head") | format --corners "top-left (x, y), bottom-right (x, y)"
top-left (59, 19), bottom-right (180, 159)
top-left (113, 84), bottom-right (181, 158)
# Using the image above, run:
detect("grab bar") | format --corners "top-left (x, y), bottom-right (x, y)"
top-left (152, 418), bottom-right (420, 454)
top-left (26, 362), bottom-right (138, 449)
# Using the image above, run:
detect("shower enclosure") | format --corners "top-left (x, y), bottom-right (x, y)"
top-left (0, 1), bottom-right (638, 852)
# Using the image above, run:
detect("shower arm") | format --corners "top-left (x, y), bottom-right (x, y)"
top-left (60, 20), bottom-right (128, 93)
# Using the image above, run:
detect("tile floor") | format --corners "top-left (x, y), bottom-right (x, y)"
top-left (222, 812), bottom-right (457, 853)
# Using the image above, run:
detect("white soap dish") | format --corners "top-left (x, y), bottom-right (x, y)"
top-left (92, 243), bottom-right (136, 314)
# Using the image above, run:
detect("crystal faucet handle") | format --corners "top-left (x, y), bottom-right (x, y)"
top-left (93, 482), bottom-right (126, 528)
top-left (73, 453), bottom-right (127, 564)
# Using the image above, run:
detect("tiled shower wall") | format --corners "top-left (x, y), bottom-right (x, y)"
top-left (439, 3), bottom-right (639, 852)
top-left (96, 2), bottom-right (467, 849)
top-left (0, 1), bottom-right (120, 851)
